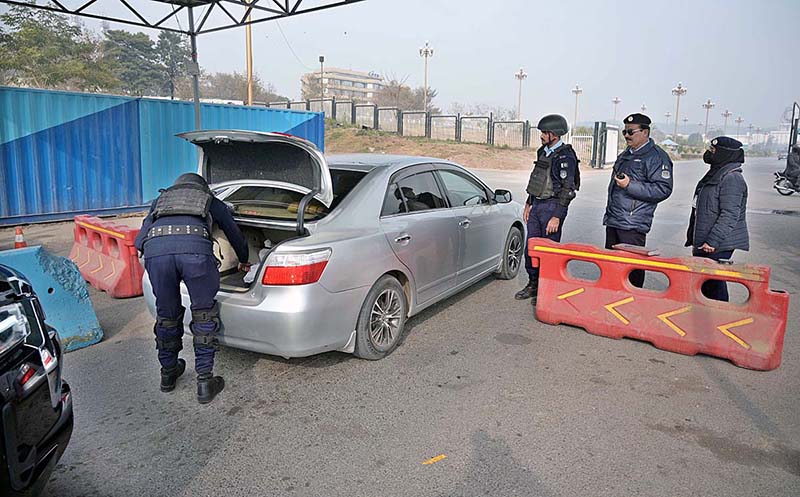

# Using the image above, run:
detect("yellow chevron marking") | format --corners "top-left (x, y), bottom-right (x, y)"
top-left (103, 260), bottom-right (117, 281)
top-left (717, 318), bottom-right (753, 350)
top-left (90, 254), bottom-right (104, 274)
top-left (656, 306), bottom-right (692, 337)
top-left (604, 296), bottom-right (634, 325)
top-left (76, 221), bottom-right (125, 239)
top-left (422, 454), bottom-right (447, 465)
top-left (557, 288), bottom-right (585, 300)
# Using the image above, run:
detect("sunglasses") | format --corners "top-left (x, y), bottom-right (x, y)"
top-left (622, 128), bottom-right (646, 136)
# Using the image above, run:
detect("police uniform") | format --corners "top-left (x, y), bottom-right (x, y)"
top-left (134, 173), bottom-right (249, 404)
top-left (516, 114), bottom-right (580, 301)
top-left (603, 113), bottom-right (673, 287)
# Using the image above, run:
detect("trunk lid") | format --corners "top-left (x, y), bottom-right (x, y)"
top-left (177, 130), bottom-right (333, 207)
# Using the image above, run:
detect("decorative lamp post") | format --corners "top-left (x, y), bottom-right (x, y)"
top-left (419, 41), bottom-right (434, 111)
top-left (571, 84), bottom-right (583, 130)
top-left (671, 82), bottom-right (687, 140)
top-left (702, 99), bottom-right (716, 138)
top-left (514, 67), bottom-right (527, 120)
top-left (721, 109), bottom-right (733, 134)
top-left (612, 97), bottom-right (622, 121)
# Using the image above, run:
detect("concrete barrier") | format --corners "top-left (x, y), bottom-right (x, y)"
top-left (0, 246), bottom-right (103, 351)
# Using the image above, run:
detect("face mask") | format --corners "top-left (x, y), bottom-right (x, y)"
top-left (703, 150), bottom-right (714, 164)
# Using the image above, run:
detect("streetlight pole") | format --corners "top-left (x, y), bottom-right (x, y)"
top-left (664, 111), bottom-right (672, 128)
top-left (641, 103), bottom-right (647, 113)
top-left (671, 82), bottom-right (687, 139)
top-left (188, 7), bottom-right (201, 128)
top-left (702, 99), bottom-right (715, 139)
top-left (318, 55), bottom-right (325, 103)
top-left (245, 0), bottom-right (253, 105)
top-left (612, 97), bottom-right (622, 122)
top-left (514, 67), bottom-right (527, 120)
top-left (419, 41), bottom-right (434, 111)
top-left (571, 84), bottom-right (583, 130)
top-left (682, 117), bottom-right (688, 135)
top-left (721, 110), bottom-right (732, 134)
top-left (735, 116), bottom-right (744, 138)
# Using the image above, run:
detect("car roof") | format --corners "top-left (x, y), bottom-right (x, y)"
top-left (326, 153), bottom-right (452, 172)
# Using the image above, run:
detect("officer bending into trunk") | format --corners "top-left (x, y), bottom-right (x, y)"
top-left (135, 173), bottom-right (250, 404)
top-left (515, 114), bottom-right (580, 303)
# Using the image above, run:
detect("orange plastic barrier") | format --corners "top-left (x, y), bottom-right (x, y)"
top-left (529, 238), bottom-right (789, 371)
top-left (69, 215), bottom-right (143, 298)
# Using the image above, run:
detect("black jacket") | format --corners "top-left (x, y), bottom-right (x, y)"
top-left (603, 139), bottom-right (673, 234)
top-left (685, 162), bottom-right (749, 251)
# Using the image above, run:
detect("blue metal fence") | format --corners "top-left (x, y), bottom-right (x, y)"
top-left (0, 87), bottom-right (325, 225)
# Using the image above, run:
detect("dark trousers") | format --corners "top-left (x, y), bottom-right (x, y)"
top-left (145, 254), bottom-right (220, 374)
top-left (605, 227), bottom-right (647, 288)
top-left (525, 198), bottom-right (564, 283)
top-left (692, 248), bottom-right (735, 301)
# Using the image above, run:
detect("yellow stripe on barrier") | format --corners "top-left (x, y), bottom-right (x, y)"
top-left (604, 296), bottom-right (634, 325)
top-left (557, 288), bottom-right (585, 300)
top-left (657, 306), bottom-right (692, 337)
top-left (76, 221), bottom-right (126, 239)
top-left (717, 318), bottom-right (753, 350)
top-left (532, 245), bottom-right (764, 282)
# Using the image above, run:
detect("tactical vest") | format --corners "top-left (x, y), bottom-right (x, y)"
top-left (152, 183), bottom-right (213, 223)
top-left (526, 144), bottom-right (579, 200)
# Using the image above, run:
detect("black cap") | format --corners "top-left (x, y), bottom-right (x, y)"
top-left (624, 113), bottom-right (651, 127)
top-left (710, 136), bottom-right (743, 150)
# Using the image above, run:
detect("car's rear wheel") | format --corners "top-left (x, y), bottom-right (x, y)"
top-left (495, 226), bottom-right (523, 280)
top-left (354, 275), bottom-right (408, 360)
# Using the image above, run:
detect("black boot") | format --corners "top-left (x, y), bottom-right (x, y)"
top-left (160, 358), bottom-right (186, 392)
top-left (514, 281), bottom-right (537, 300)
top-left (197, 373), bottom-right (225, 404)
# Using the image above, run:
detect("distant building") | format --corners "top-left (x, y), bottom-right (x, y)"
top-left (301, 67), bottom-right (384, 102)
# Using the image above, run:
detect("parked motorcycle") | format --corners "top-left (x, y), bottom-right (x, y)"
top-left (774, 171), bottom-right (799, 196)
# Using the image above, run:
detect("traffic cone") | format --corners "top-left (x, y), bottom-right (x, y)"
top-left (14, 227), bottom-right (27, 249)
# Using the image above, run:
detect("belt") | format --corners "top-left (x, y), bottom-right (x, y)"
top-left (147, 225), bottom-right (210, 239)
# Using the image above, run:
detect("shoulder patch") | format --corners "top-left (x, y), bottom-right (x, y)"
top-left (661, 170), bottom-right (671, 179)
top-left (560, 170), bottom-right (568, 179)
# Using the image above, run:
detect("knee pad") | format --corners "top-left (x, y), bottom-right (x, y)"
top-left (191, 302), bottom-right (220, 349)
top-left (154, 309), bottom-right (185, 352)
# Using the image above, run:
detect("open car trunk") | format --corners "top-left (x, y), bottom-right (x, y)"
top-left (214, 222), bottom-right (299, 291)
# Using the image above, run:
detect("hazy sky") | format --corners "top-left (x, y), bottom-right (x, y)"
top-left (10, 0), bottom-right (800, 129)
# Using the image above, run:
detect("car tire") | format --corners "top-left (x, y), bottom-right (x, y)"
top-left (354, 275), bottom-right (408, 360)
top-left (495, 226), bottom-right (523, 280)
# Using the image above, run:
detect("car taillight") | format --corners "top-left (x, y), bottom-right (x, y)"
top-left (262, 249), bottom-right (332, 286)
top-left (17, 364), bottom-right (35, 386)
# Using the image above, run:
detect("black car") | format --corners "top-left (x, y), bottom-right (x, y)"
top-left (0, 264), bottom-right (73, 497)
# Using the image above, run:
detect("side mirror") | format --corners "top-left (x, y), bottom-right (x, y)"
top-left (494, 189), bottom-right (512, 203)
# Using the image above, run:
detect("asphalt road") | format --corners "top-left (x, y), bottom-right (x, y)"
top-left (6, 156), bottom-right (798, 497)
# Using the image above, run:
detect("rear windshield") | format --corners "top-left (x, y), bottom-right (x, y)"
top-left (225, 169), bottom-right (366, 220)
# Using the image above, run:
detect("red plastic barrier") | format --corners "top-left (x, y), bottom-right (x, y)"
top-left (69, 215), bottom-right (144, 298)
top-left (528, 238), bottom-right (790, 371)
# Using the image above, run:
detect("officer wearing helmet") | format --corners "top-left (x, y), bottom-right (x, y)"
top-left (134, 172), bottom-right (250, 404)
top-left (515, 114), bottom-right (580, 302)
top-left (603, 113), bottom-right (673, 287)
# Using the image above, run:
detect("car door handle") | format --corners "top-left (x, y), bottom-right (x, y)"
top-left (394, 234), bottom-right (412, 244)
top-left (459, 219), bottom-right (471, 228)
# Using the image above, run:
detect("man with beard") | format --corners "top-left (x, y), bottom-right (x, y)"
top-left (603, 113), bottom-right (673, 287)
top-left (685, 137), bottom-right (749, 301)
top-left (515, 114), bottom-right (580, 303)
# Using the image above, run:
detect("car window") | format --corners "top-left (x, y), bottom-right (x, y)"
top-left (382, 171), bottom-right (446, 216)
top-left (437, 170), bottom-right (489, 207)
top-left (224, 169), bottom-right (365, 220)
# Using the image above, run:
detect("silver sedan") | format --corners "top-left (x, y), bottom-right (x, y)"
top-left (143, 131), bottom-right (524, 360)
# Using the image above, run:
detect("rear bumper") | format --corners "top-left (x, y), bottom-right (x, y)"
top-left (144, 274), bottom-right (369, 358)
